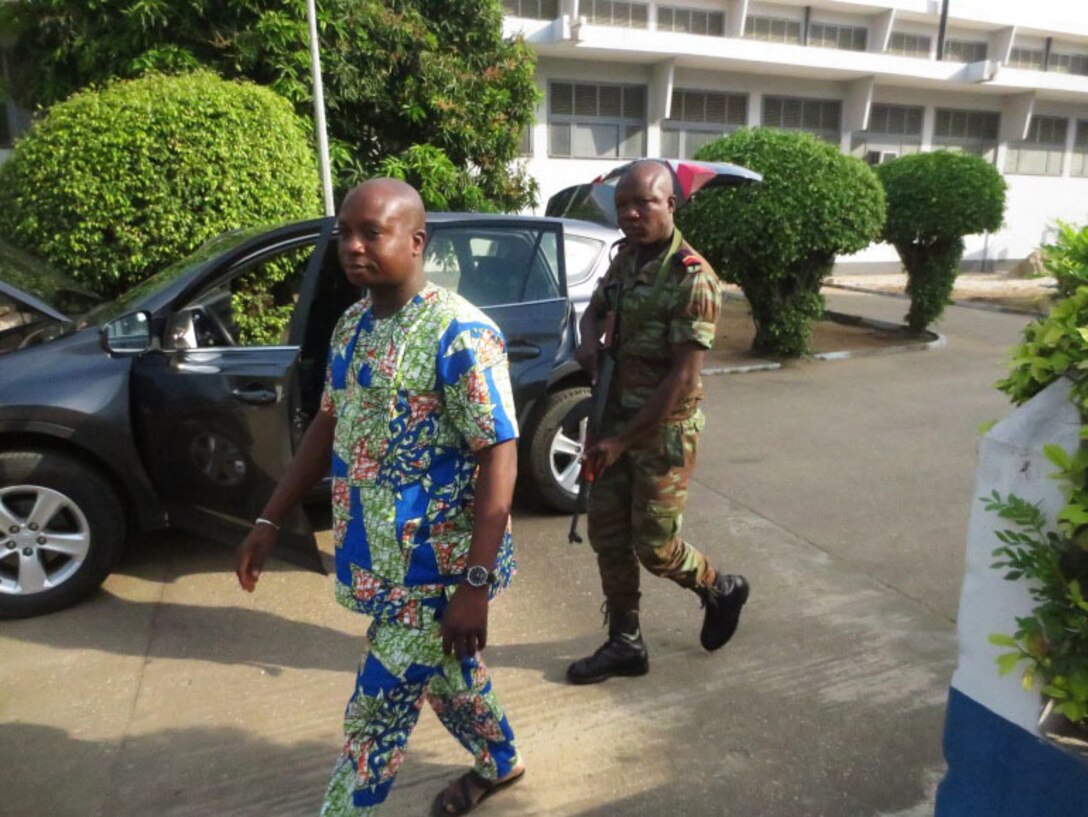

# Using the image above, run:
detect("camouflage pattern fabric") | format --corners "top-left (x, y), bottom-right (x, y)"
top-left (585, 228), bottom-right (721, 612)
top-left (587, 227), bottom-right (721, 432)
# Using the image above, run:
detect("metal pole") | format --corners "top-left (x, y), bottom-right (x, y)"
top-left (306, 0), bottom-right (335, 217)
top-left (936, 0), bottom-right (950, 61)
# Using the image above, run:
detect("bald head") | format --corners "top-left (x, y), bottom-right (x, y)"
top-left (343, 178), bottom-right (426, 231)
top-left (614, 161), bottom-right (676, 247)
top-left (617, 161), bottom-right (675, 198)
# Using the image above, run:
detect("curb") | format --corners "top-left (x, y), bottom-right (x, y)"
top-left (824, 282), bottom-right (1048, 317)
top-left (702, 301), bottom-right (945, 376)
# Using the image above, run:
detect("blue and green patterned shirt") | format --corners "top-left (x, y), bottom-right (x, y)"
top-left (320, 282), bottom-right (518, 627)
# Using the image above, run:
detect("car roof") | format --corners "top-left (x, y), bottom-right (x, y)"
top-left (425, 212), bottom-right (620, 240)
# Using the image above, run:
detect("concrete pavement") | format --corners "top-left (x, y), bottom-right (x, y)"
top-left (0, 290), bottom-right (1035, 817)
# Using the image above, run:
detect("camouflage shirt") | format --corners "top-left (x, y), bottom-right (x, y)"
top-left (587, 228), bottom-right (721, 426)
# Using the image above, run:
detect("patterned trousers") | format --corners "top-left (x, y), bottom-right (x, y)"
top-left (320, 616), bottom-right (520, 816)
top-left (588, 414), bottom-right (715, 614)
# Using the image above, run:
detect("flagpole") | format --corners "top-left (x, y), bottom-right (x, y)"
top-left (306, 0), bottom-right (335, 217)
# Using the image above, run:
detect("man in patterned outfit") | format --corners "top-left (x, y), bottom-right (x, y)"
top-left (567, 161), bottom-right (750, 685)
top-left (236, 178), bottom-right (524, 815)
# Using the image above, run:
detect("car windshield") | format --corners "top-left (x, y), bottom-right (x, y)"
top-left (81, 226), bottom-right (269, 326)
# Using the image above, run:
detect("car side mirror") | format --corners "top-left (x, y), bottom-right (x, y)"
top-left (101, 311), bottom-right (153, 355)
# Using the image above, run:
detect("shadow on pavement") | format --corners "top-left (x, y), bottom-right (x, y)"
top-left (1, 595), bottom-right (362, 673)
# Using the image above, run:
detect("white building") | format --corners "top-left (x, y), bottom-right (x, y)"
top-left (503, 0), bottom-right (1088, 270)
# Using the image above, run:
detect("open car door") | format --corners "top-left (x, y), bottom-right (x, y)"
top-left (130, 225), bottom-right (333, 573)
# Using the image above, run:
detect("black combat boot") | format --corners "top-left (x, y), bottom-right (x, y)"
top-left (699, 573), bottom-right (750, 651)
top-left (566, 607), bottom-right (649, 685)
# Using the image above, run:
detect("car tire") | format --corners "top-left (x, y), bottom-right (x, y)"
top-left (0, 451), bottom-right (126, 619)
top-left (527, 387), bottom-right (591, 514)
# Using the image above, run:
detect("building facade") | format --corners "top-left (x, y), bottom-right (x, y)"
top-left (504, 0), bottom-right (1088, 270)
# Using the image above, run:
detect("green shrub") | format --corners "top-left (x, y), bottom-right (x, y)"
top-left (876, 151), bottom-right (1006, 332)
top-left (677, 128), bottom-right (885, 357)
top-left (1044, 221), bottom-right (1088, 298)
top-left (0, 71), bottom-right (321, 342)
top-left (5, 0), bottom-right (539, 212)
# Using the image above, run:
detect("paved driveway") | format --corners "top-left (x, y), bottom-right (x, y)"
top-left (0, 291), bottom-right (1032, 817)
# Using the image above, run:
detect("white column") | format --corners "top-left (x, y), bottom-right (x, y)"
top-left (748, 91), bottom-right (762, 127)
top-left (726, 0), bottom-right (748, 38)
top-left (869, 8), bottom-right (896, 54)
top-left (921, 105), bottom-right (936, 151)
top-left (648, 59), bottom-right (675, 158)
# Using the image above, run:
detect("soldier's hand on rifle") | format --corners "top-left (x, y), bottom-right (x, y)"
top-left (584, 435), bottom-right (627, 476)
top-left (576, 337), bottom-right (600, 384)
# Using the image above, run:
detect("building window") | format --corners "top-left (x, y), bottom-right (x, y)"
top-left (548, 82), bottom-right (647, 159)
top-left (1048, 52), bottom-right (1088, 76)
top-left (501, 0), bottom-right (558, 18)
top-left (808, 22), bottom-right (867, 52)
top-left (1008, 47), bottom-right (1045, 70)
top-left (943, 39), bottom-right (988, 62)
top-left (744, 15), bottom-right (802, 44)
top-left (1071, 120), bottom-right (1088, 177)
top-left (1006, 115), bottom-right (1068, 176)
top-left (657, 5), bottom-right (725, 36)
top-left (852, 103), bottom-right (924, 164)
top-left (661, 89), bottom-right (747, 158)
top-left (518, 124), bottom-right (533, 156)
top-left (583, 0), bottom-right (648, 27)
top-left (933, 108), bottom-right (1000, 163)
top-left (888, 32), bottom-right (931, 58)
top-left (762, 96), bottom-right (842, 143)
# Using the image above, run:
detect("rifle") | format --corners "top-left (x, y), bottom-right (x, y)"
top-left (568, 309), bottom-right (617, 544)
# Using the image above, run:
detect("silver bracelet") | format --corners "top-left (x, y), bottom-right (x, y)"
top-left (254, 517), bottom-right (280, 531)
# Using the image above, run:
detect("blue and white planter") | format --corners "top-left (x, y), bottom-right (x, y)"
top-left (936, 378), bottom-right (1088, 816)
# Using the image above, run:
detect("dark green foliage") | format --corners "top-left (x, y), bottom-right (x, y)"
top-left (876, 151), bottom-right (1006, 332)
top-left (3, 0), bottom-right (539, 212)
top-left (677, 128), bottom-right (885, 357)
top-left (0, 72), bottom-right (321, 340)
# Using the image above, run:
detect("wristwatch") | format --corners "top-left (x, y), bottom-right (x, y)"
top-left (464, 565), bottom-right (493, 589)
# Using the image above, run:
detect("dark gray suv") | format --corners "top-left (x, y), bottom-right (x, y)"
top-left (0, 214), bottom-right (617, 618)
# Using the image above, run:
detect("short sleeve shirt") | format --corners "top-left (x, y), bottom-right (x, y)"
top-left (588, 228), bottom-right (721, 421)
top-left (320, 282), bottom-right (518, 627)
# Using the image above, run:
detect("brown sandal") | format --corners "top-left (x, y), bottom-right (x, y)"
top-left (430, 767), bottom-right (525, 816)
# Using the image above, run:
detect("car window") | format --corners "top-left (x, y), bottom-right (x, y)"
top-left (424, 226), bottom-right (561, 308)
top-left (563, 235), bottom-right (607, 286)
top-left (168, 241), bottom-right (317, 349)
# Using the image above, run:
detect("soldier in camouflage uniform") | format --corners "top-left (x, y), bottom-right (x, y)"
top-left (567, 161), bottom-right (750, 685)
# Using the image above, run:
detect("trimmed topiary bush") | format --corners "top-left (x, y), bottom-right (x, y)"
top-left (876, 151), bottom-right (1006, 332)
top-left (0, 71), bottom-right (321, 333)
top-left (678, 128), bottom-right (885, 357)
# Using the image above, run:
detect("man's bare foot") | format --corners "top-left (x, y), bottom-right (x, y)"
top-left (430, 765), bottom-right (525, 816)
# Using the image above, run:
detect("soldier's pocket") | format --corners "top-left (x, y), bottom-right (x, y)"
top-left (644, 499), bottom-right (681, 543)
top-left (664, 414), bottom-right (703, 468)
top-left (664, 424), bottom-right (686, 468)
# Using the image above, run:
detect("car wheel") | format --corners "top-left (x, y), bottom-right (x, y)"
top-left (0, 451), bottom-right (126, 619)
top-left (527, 387), bottom-right (591, 513)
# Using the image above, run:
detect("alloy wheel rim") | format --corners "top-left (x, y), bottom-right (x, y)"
top-left (0, 485), bottom-right (92, 596)
top-left (549, 415), bottom-right (588, 496)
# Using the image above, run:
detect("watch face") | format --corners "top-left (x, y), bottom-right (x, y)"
top-left (466, 565), bottom-right (489, 587)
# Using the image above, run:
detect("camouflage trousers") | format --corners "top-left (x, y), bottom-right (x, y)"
top-left (587, 412), bottom-right (715, 614)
